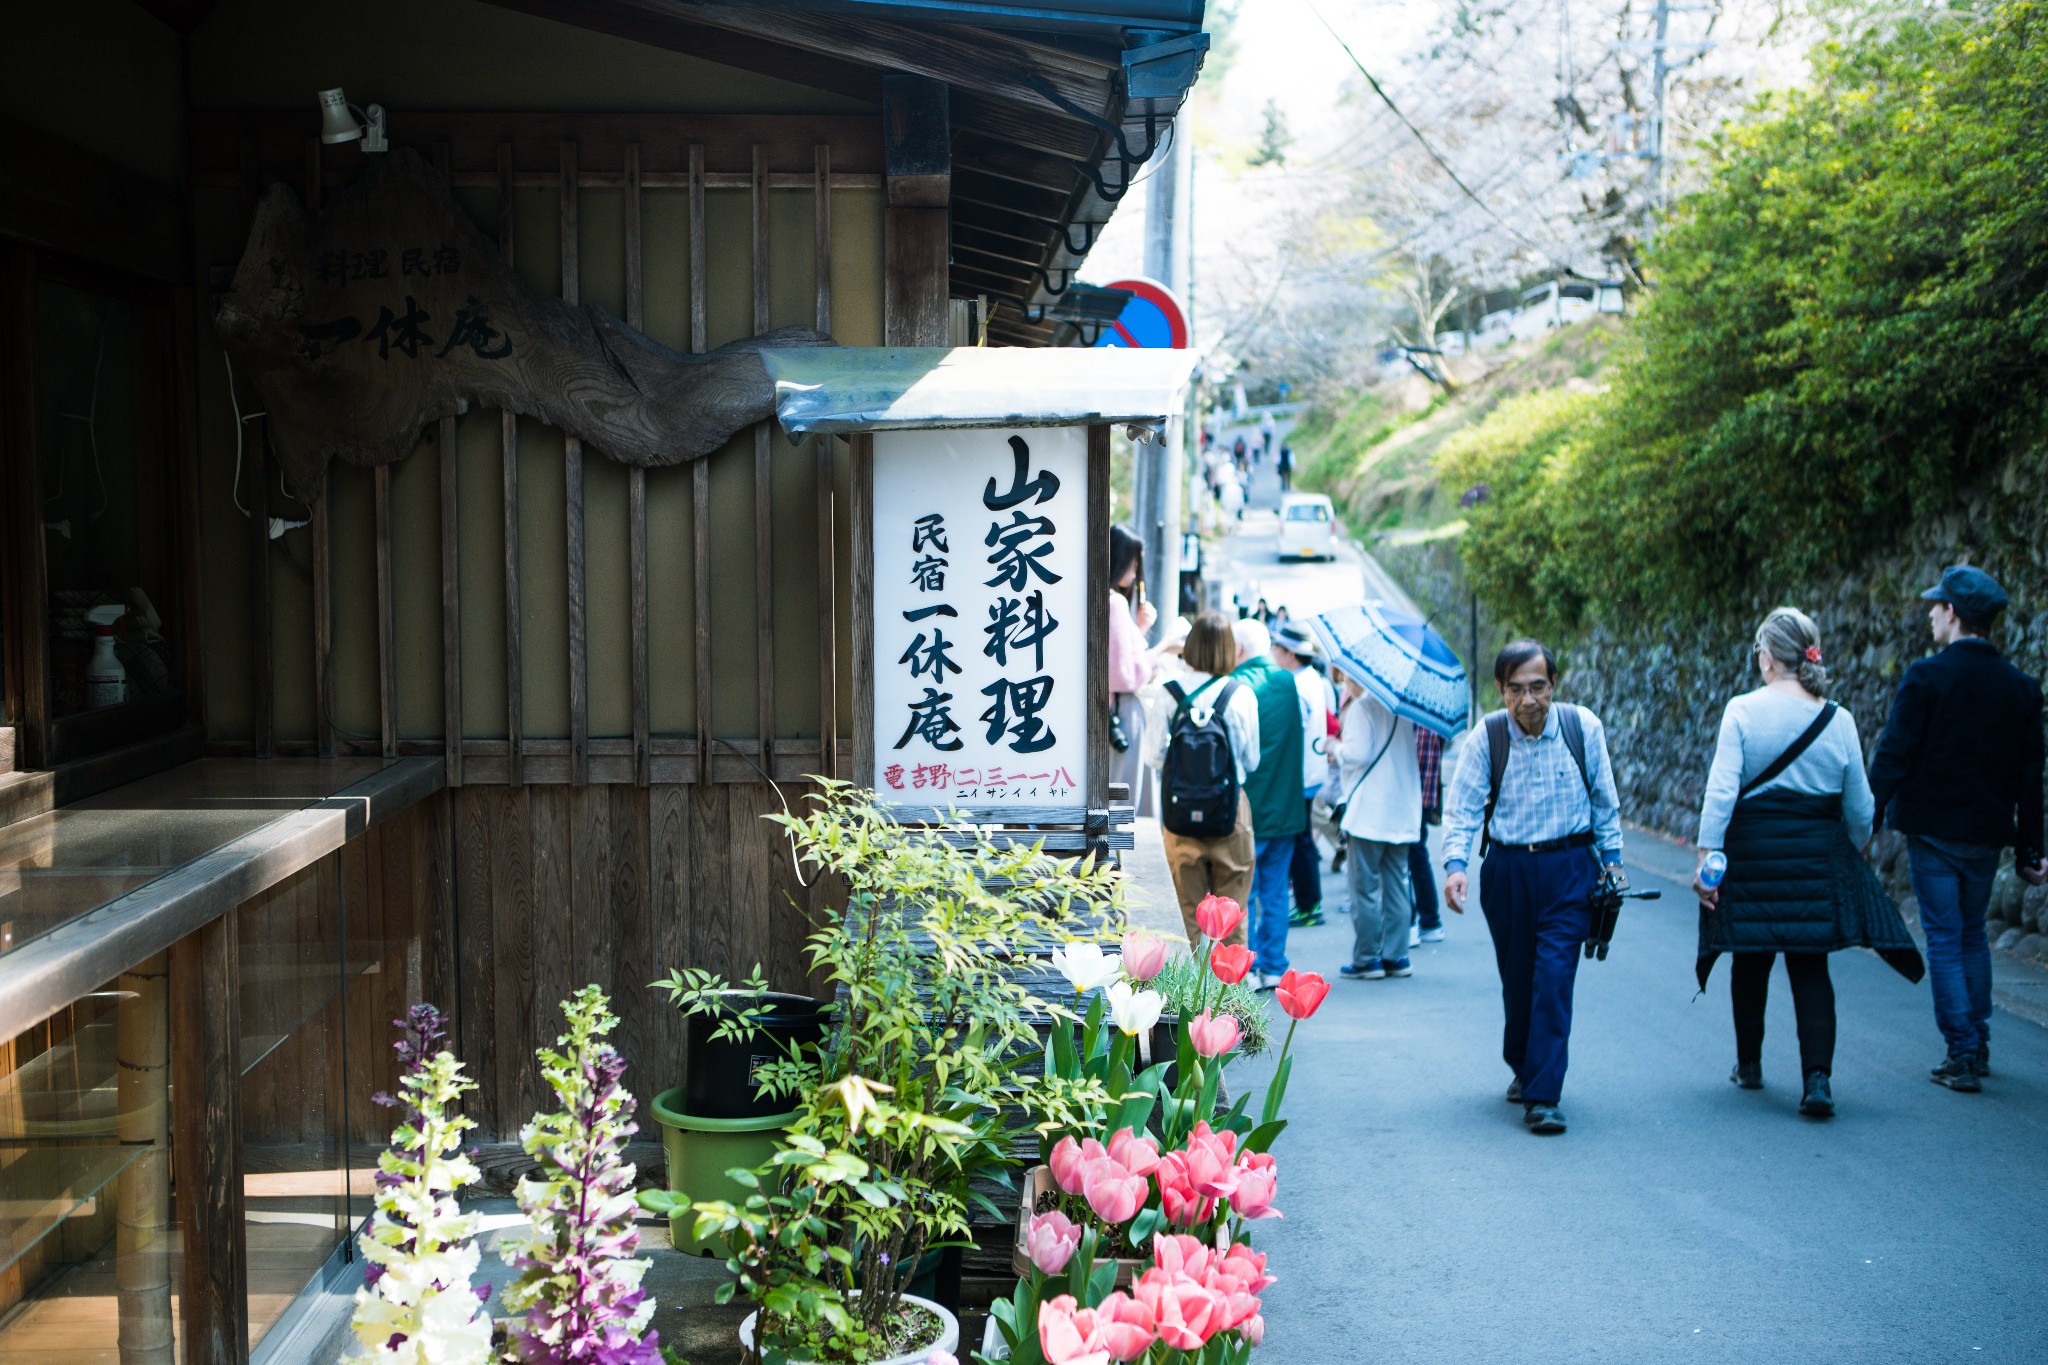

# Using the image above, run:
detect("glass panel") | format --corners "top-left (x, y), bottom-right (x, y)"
top-left (342, 826), bottom-right (430, 1233)
top-left (33, 277), bottom-right (180, 757)
top-left (237, 857), bottom-right (348, 1352)
top-left (0, 963), bottom-right (179, 1365)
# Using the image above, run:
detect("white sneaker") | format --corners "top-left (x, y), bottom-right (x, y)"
top-left (1420, 926), bottom-right (1445, 943)
top-left (1254, 972), bottom-right (1280, 992)
top-left (1408, 924), bottom-right (1422, 948)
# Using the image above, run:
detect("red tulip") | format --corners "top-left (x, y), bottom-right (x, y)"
top-left (1209, 943), bottom-right (1253, 985)
top-left (1275, 968), bottom-right (1330, 1020)
top-left (1195, 894), bottom-right (1245, 942)
top-left (1186, 1010), bottom-right (1242, 1058)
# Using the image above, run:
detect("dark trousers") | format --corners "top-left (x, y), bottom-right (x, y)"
top-left (1479, 847), bottom-right (1597, 1106)
top-left (1729, 951), bottom-right (1836, 1076)
top-left (1288, 797), bottom-right (1321, 912)
top-left (1410, 814), bottom-right (1439, 930)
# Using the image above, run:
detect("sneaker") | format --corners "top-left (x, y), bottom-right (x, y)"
top-left (1253, 972), bottom-right (1280, 992)
top-left (1930, 1055), bottom-right (1982, 1092)
top-left (1506, 1078), bottom-right (1524, 1104)
top-left (1289, 905), bottom-right (1325, 927)
top-left (1523, 1104), bottom-right (1568, 1134)
top-left (1384, 958), bottom-right (1413, 978)
top-left (1408, 923), bottom-right (1422, 948)
top-left (1340, 960), bottom-right (1385, 980)
top-left (1799, 1070), bottom-right (1834, 1118)
top-left (1419, 925), bottom-right (1445, 943)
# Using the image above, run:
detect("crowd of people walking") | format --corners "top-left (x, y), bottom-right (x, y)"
top-left (1123, 526), bottom-right (2045, 1139)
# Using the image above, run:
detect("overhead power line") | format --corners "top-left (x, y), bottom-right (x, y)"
top-left (1303, 0), bottom-right (1586, 276)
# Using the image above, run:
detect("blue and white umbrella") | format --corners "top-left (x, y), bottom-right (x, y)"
top-left (1306, 602), bottom-right (1469, 739)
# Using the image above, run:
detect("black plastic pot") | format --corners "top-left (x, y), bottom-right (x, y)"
top-left (682, 990), bottom-right (828, 1119)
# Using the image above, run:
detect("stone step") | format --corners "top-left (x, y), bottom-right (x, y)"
top-left (0, 727), bottom-right (13, 773)
top-left (0, 769), bottom-right (53, 830)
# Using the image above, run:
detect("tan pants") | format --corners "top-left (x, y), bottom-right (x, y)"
top-left (1161, 792), bottom-right (1254, 948)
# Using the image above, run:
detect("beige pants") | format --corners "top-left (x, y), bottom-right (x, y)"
top-left (1161, 792), bottom-right (1254, 948)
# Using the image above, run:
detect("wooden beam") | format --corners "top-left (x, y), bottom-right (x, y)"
top-left (0, 247), bottom-right (46, 770)
top-left (170, 912), bottom-right (246, 1364)
top-left (884, 74), bottom-right (950, 208)
top-left (815, 145), bottom-right (837, 781)
top-left (625, 141), bottom-right (651, 788)
top-left (246, 417), bottom-right (274, 760)
top-left (690, 146), bottom-right (713, 779)
top-left (499, 143), bottom-right (524, 788)
top-left (561, 140), bottom-right (589, 788)
top-left (375, 463), bottom-right (398, 759)
top-left (754, 145), bottom-right (775, 775)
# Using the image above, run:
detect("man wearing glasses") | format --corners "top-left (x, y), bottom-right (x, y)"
top-left (1441, 639), bottom-right (1627, 1135)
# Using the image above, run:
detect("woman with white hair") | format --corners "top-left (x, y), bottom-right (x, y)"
top-left (1694, 607), bottom-right (1923, 1119)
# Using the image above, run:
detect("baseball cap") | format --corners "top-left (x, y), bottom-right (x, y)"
top-left (1920, 565), bottom-right (2008, 623)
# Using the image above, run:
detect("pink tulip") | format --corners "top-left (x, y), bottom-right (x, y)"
top-left (1120, 929), bottom-right (1169, 982)
top-left (1023, 1209), bottom-right (1083, 1275)
top-left (1038, 1295), bottom-right (1111, 1365)
top-left (1240, 1314), bottom-right (1266, 1347)
top-left (928, 1354), bottom-right (961, 1365)
top-left (1083, 1158), bottom-right (1147, 1225)
top-left (1208, 943), bottom-right (1253, 984)
top-left (1107, 1128), bottom-right (1161, 1179)
top-left (1151, 1232), bottom-right (1213, 1279)
top-left (1195, 894), bottom-right (1244, 942)
top-left (1186, 1010), bottom-right (1241, 1058)
top-left (1218, 1242), bottom-right (1277, 1295)
top-left (1177, 1130), bottom-right (1240, 1201)
top-left (1135, 1268), bottom-right (1226, 1351)
top-left (1050, 1135), bottom-right (1106, 1197)
top-left (1275, 968), bottom-right (1330, 1020)
top-left (1093, 1291), bottom-right (1156, 1362)
top-left (1153, 1154), bottom-right (1215, 1228)
top-left (1230, 1151), bottom-right (1281, 1220)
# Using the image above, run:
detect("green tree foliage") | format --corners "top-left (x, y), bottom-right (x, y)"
top-left (1451, 1), bottom-right (2048, 630)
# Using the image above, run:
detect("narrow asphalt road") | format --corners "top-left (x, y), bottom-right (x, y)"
top-left (1203, 411), bottom-right (2048, 1363)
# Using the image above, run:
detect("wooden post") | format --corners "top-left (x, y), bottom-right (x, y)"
top-left (689, 144), bottom-right (713, 780)
top-left (312, 466), bottom-right (335, 760)
top-left (1087, 424), bottom-right (1111, 817)
top-left (625, 141), bottom-right (651, 788)
top-left (435, 142), bottom-right (462, 788)
top-left (171, 916), bottom-right (247, 1364)
top-left (246, 418), bottom-right (273, 761)
top-left (883, 76), bottom-right (951, 347)
top-left (115, 952), bottom-right (173, 1365)
top-left (374, 464), bottom-right (398, 759)
top-left (814, 144), bottom-right (837, 779)
top-left (499, 143), bottom-right (524, 787)
top-left (562, 140), bottom-right (589, 788)
top-left (849, 434), bottom-right (874, 789)
top-left (753, 144), bottom-right (775, 777)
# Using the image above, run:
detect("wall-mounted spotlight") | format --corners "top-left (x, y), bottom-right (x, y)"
top-left (317, 87), bottom-right (387, 153)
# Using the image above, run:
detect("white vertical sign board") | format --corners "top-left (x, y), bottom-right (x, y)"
top-left (871, 426), bottom-right (1088, 810)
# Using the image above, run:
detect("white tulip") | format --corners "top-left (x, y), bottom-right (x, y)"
top-left (1050, 940), bottom-right (1121, 995)
top-left (1105, 980), bottom-right (1165, 1037)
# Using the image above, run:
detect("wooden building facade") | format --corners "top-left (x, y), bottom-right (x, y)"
top-left (0, 1), bottom-right (1204, 1360)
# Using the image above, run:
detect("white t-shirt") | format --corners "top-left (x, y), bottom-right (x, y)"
top-left (1289, 663), bottom-right (1334, 797)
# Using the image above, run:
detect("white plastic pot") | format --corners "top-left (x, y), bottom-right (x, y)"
top-left (737, 1292), bottom-right (959, 1365)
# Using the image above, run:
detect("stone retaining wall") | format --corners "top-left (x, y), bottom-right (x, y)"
top-left (1377, 443), bottom-right (2048, 958)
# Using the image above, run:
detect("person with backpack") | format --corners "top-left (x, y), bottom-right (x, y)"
top-left (1332, 667), bottom-right (1423, 981)
top-left (1145, 611), bottom-right (1262, 948)
top-left (1233, 617), bottom-right (1309, 990)
top-left (1692, 608), bottom-right (1922, 1120)
top-left (1441, 640), bottom-right (1626, 1136)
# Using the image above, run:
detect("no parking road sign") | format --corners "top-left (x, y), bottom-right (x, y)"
top-left (1092, 276), bottom-right (1188, 350)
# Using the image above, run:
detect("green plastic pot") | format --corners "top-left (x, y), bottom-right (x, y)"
top-left (649, 1086), bottom-right (798, 1257)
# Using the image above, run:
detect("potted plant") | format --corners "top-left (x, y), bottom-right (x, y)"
top-left (646, 781), bottom-right (1122, 1365)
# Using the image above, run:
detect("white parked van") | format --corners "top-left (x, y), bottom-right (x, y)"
top-left (1276, 494), bottom-right (1337, 561)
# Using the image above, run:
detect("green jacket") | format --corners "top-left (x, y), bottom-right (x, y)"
top-left (1232, 656), bottom-right (1307, 839)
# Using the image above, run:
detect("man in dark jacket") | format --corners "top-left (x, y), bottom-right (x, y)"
top-left (1868, 566), bottom-right (2048, 1092)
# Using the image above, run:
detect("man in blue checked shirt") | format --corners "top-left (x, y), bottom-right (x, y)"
top-left (1442, 639), bottom-right (1626, 1136)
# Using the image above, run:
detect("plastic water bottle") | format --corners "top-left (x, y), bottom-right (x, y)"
top-left (1699, 851), bottom-right (1728, 889)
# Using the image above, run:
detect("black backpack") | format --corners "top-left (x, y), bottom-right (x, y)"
top-left (1162, 678), bottom-right (1242, 838)
top-left (1480, 704), bottom-right (1591, 855)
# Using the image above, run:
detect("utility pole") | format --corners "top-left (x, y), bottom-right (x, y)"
top-left (1136, 123), bottom-right (1191, 642)
top-left (1650, 0), bottom-right (1672, 208)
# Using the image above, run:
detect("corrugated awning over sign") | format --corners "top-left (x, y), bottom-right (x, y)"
top-left (762, 346), bottom-right (1199, 436)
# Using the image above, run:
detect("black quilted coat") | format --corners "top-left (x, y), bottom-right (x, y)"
top-left (1696, 789), bottom-right (1925, 988)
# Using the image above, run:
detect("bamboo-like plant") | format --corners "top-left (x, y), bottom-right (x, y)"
top-left (351, 1004), bottom-right (493, 1364)
top-left (500, 986), bottom-right (663, 1365)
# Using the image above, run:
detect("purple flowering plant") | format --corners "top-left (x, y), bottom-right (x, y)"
top-left (499, 985), bottom-right (663, 1365)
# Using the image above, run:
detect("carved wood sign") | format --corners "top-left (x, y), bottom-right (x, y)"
top-left (214, 149), bottom-right (830, 500)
